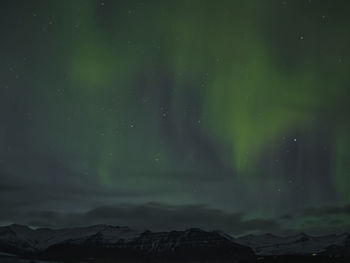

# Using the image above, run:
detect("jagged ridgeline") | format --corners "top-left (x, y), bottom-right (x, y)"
top-left (0, 224), bottom-right (255, 262)
top-left (1, 224), bottom-right (350, 262)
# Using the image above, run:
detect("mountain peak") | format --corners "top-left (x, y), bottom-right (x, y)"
top-left (294, 232), bottom-right (311, 239)
top-left (9, 223), bottom-right (31, 228)
top-left (185, 227), bottom-right (203, 232)
top-left (0, 224), bottom-right (256, 262)
top-left (263, 233), bottom-right (279, 238)
top-left (8, 224), bottom-right (33, 233)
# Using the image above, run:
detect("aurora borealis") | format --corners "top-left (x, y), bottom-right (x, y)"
top-left (1, 0), bottom-right (350, 235)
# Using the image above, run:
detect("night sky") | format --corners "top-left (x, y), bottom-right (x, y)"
top-left (1, 0), bottom-right (350, 236)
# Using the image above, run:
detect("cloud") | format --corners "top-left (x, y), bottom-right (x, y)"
top-left (2, 202), bottom-right (350, 236)
top-left (0, 202), bottom-right (281, 236)
top-left (303, 204), bottom-right (350, 217)
top-left (273, 204), bottom-right (350, 235)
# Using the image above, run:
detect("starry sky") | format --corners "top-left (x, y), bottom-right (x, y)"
top-left (1, 0), bottom-right (350, 236)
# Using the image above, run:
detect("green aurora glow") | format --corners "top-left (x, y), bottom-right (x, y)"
top-left (1, 0), bottom-right (350, 234)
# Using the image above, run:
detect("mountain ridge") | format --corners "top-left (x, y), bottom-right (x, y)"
top-left (1, 224), bottom-right (350, 261)
top-left (0, 224), bottom-right (255, 262)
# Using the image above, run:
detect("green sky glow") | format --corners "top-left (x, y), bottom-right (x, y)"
top-left (1, 0), bottom-right (350, 234)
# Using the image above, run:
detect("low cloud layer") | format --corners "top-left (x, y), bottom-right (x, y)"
top-left (1, 200), bottom-right (350, 236)
top-left (0, 202), bottom-right (281, 236)
top-left (303, 204), bottom-right (350, 217)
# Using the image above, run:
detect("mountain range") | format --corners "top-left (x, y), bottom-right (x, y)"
top-left (0, 224), bottom-right (349, 262)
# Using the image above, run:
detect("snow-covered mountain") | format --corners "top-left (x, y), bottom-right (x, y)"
top-left (0, 224), bottom-right (140, 252)
top-left (0, 224), bottom-right (255, 262)
top-left (1, 223), bottom-right (349, 261)
top-left (235, 232), bottom-right (350, 257)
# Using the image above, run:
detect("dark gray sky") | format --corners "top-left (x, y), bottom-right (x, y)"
top-left (1, 0), bottom-right (350, 236)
